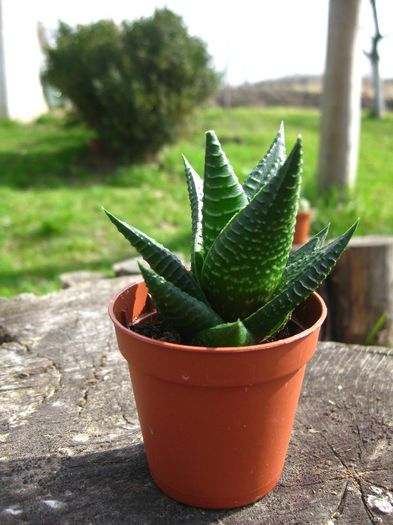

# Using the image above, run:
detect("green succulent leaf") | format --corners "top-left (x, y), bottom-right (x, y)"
top-left (103, 208), bottom-right (204, 301)
top-left (201, 137), bottom-right (302, 321)
top-left (105, 123), bottom-right (360, 349)
top-left (277, 224), bottom-right (330, 293)
top-left (202, 130), bottom-right (248, 253)
top-left (244, 221), bottom-right (358, 340)
top-left (139, 264), bottom-right (222, 337)
top-left (182, 155), bottom-right (204, 281)
top-left (242, 121), bottom-right (286, 201)
top-left (191, 320), bottom-right (256, 347)
top-left (193, 251), bottom-right (205, 285)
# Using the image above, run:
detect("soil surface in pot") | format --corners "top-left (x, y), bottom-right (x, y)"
top-left (129, 316), bottom-right (303, 346)
top-left (129, 316), bottom-right (182, 344)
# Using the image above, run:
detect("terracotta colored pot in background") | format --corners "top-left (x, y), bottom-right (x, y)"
top-left (294, 210), bottom-right (314, 245)
top-left (109, 281), bottom-right (327, 509)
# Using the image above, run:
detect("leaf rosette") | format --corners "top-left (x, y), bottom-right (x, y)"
top-left (105, 124), bottom-right (358, 346)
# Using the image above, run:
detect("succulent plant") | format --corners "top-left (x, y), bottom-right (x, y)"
top-left (104, 123), bottom-right (357, 347)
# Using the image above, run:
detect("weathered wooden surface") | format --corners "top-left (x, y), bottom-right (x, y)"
top-left (59, 271), bottom-right (107, 289)
top-left (112, 253), bottom-right (185, 277)
top-left (0, 277), bottom-right (392, 524)
top-left (327, 236), bottom-right (393, 346)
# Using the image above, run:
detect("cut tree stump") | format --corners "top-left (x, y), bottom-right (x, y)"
top-left (327, 235), bottom-right (393, 346)
top-left (59, 271), bottom-right (106, 289)
top-left (0, 277), bottom-right (392, 524)
top-left (112, 253), bottom-right (185, 277)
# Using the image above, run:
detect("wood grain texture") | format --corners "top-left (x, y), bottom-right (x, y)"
top-left (328, 236), bottom-right (393, 345)
top-left (0, 277), bottom-right (392, 524)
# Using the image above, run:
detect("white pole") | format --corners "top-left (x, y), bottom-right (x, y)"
top-left (0, 0), bottom-right (47, 121)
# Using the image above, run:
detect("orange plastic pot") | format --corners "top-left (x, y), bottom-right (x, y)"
top-left (294, 210), bottom-right (314, 245)
top-left (109, 281), bottom-right (327, 509)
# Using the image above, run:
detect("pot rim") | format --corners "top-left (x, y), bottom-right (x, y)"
top-left (108, 280), bottom-right (327, 354)
top-left (296, 209), bottom-right (314, 217)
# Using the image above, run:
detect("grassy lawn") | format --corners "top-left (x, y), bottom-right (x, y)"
top-left (1, 107), bottom-right (392, 297)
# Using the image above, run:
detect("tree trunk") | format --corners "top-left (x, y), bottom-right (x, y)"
top-left (318, 0), bottom-right (363, 195)
top-left (0, 277), bottom-right (392, 523)
top-left (368, 0), bottom-right (385, 118)
top-left (371, 53), bottom-right (385, 117)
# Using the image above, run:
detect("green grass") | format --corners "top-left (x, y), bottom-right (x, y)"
top-left (1, 108), bottom-right (392, 296)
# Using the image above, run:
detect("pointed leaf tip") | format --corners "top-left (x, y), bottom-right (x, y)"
top-left (242, 121), bottom-right (287, 201)
top-left (191, 319), bottom-right (255, 347)
top-left (104, 208), bottom-right (205, 301)
top-left (244, 220), bottom-right (358, 340)
top-left (202, 129), bottom-right (248, 253)
top-left (202, 136), bottom-right (302, 320)
top-left (182, 154), bottom-right (204, 280)
top-left (138, 263), bottom-right (222, 338)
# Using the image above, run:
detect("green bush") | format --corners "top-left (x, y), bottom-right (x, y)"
top-left (46, 9), bottom-right (219, 160)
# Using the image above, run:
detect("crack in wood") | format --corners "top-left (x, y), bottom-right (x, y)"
top-left (77, 354), bottom-right (108, 415)
top-left (1, 338), bottom-right (63, 430)
top-left (362, 478), bottom-right (393, 496)
top-left (329, 480), bottom-right (349, 523)
top-left (359, 481), bottom-right (381, 525)
top-left (1, 281), bottom-right (391, 524)
top-left (0, 325), bottom-right (15, 345)
top-left (121, 413), bottom-right (132, 425)
top-left (322, 436), bottom-right (387, 523)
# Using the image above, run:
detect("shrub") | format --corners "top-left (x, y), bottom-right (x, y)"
top-left (46, 9), bottom-right (219, 160)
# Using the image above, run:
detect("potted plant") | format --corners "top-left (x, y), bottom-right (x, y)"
top-left (104, 123), bottom-right (357, 509)
top-left (294, 196), bottom-right (314, 245)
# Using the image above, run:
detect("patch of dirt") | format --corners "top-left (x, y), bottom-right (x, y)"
top-left (264, 319), bottom-right (303, 343)
top-left (129, 317), bottom-right (182, 344)
top-left (128, 316), bottom-right (302, 347)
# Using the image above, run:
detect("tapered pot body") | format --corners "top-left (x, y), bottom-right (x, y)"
top-left (109, 282), bottom-right (326, 509)
top-left (294, 210), bottom-right (314, 245)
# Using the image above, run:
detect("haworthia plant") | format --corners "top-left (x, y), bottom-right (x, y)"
top-left (104, 123), bottom-right (358, 347)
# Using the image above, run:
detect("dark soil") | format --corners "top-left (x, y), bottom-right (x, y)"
top-left (129, 317), bottom-right (182, 344)
top-left (264, 319), bottom-right (303, 343)
top-left (128, 316), bottom-right (302, 346)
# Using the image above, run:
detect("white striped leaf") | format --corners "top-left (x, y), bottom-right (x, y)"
top-left (243, 221), bottom-right (358, 340)
top-left (201, 138), bottom-right (302, 321)
top-left (202, 131), bottom-right (248, 253)
top-left (242, 121), bottom-right (286, 200)
top-left (191, 320), bottom-right (255, 347)
top-left (277, 225), bottom-right (330, 293)
top-left (139, 264), bottom-right (222, 337)
top-left (182, 155), bottom-right (204, 281)
top-left (104, 208), bottom-right (204, 301)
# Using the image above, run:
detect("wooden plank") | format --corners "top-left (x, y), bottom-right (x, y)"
top-left (0, 277), bottom-right (392, 524)
top-left (327, 235), bottom-right (393, 346)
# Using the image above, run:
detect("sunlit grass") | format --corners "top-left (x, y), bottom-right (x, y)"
top-left (0, 107), bottom-right (392, 296)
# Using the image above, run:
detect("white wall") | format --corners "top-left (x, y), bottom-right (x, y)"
top-left (0, 0), bottom-right (47, 121)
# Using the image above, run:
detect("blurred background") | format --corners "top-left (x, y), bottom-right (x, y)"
top-left (0, 0), bottom-right (392, 297)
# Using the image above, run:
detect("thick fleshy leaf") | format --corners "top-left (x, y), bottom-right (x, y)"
top-left (139, 264), bottom-right (222, 337)
top-left (191, 320), bottom-right (256, 347)
top-left (103, 208), bottom-right (204, 301)
top-left (202, 131), bottom-right (248, 253)
top-left (201, 138), bottom-right (302, 321)
top-left (244, 221), bottom-right (358, 340)
top-left (277, 225), bottom-right (330, 293)
top-left (182, 155), bottom-right (204, 280)
top-left (242, 122), bottom-right (286, 200)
